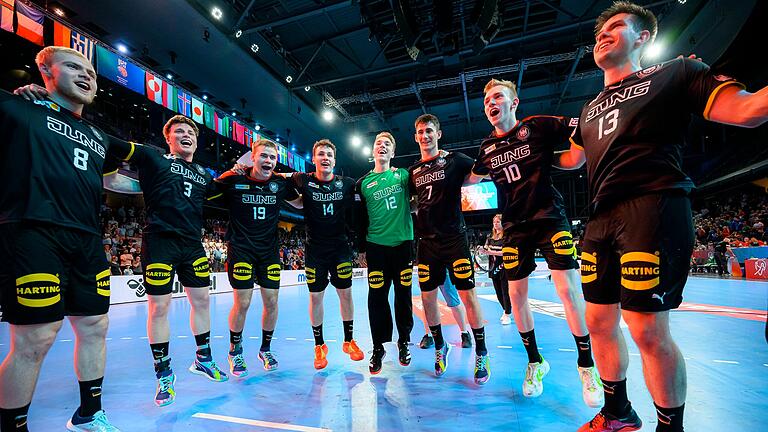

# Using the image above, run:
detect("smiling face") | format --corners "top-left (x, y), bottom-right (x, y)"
top-left (483, 85), bottom-right (518, 131)
top-left (594, 13), bottom-right (650, 70)
top-left (313, 145), bottom-right (336, 176)
top-left (165, 121), bottom-right (198, 159)
top-left (373, 133), bottom-right (395, 165)
top-left (251, 143), bottom-right (277, 178)
top-left (40, 50), bottom-right (97, 105)
top-left (415, 121), bottom-right (441, 155)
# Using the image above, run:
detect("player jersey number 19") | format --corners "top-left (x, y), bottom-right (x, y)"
top-left (253, 207), bottom-right (266, 220)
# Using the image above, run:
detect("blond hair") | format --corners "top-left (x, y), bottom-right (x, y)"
top-left (492, 214), bottom-right (503, 240)
top-left (252, 137), bottom-right (278, 154)
top-left (375, 131), bottom-right (397, 152)
top-left (483, 78), bottom-right (518, 99)
top-left (35, 46), bottom-right (90, 67)
top-left (313, 138), bottom-right (336, 156)
top-left (163, 115), bottom-right (199, 140)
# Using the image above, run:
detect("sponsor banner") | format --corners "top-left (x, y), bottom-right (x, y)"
top-left (110, 269), bottom-right (368, 305)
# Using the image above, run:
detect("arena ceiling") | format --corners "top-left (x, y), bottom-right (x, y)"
top-left (32, 0), bottom-right (761, 176)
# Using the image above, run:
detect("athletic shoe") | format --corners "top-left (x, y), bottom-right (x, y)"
top-left (522, 357), bottom-right (550, 397)
top-left (314, 344), bottom-right (329, 370)
top-left (500, 314), bottom-right (512, 325)
top-left (153, 370), bottom-right (176, 407)
top-left (369, 347), bottom-right (386, 375)
top-left (577, 409), bottom-right (642, 431)
top-left (259, 350), bottom-right (279, 371)
top-left (397, 341), bottom-right (411, 366)
top-left (460, 331), bottom-right (472, 348)
top-left (228, 351), bottom-right (249, 377)
top-left (434, 343), bottom-right (452, 377)
top-left (578, 365), bottom-right (604, 408)
top-left (189, 359), bottom-right (229, 382)
top-left (342, 339), bottom-right (364, 361)
top-left (66, 409), bottom-right (121, 431)
top-left (474, 354), bottom-right (491, 385)
top-left (418, 334), bottom-right (434, 349)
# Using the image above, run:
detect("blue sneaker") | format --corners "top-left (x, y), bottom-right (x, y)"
top-left (189, 358), bottom-right (229, 382)
top-left (258, 350), bottom-right (279, 371)
top-left (228, 351), bottom-right (249, 377)
top-left (474, 354), bottom-right (491, 385)
top-left (66, 409), bottom-right (121, 431)
top-left (434, 343), bottom-right (452, 376)
top-left (154, 370), bottom-right (176, 407)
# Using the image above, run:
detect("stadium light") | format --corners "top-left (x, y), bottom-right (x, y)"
top-left (351, 136), bottom-right (362, 147)
top-left (211, 7), bottom-right (223, 20)
top-left (645, 42), bottom-right (664, 60)
top-left (362, 146), bottom-right (371, 156)
top-left (116, 44), bottom-right (128, 54)
top-left (322, 110), bottom-right (334, 122)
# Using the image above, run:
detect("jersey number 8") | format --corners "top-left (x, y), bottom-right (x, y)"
top-left (73, 148), bottom-right (89, 171)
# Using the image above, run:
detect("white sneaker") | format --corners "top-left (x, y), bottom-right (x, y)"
top-left (66, 409), bottom-right (121, 431)
top-left (500, 314), bottom-right (512, 325)
top-left (578, 365), bottom-right (604, 408)
top-left (522, 358), bottom-right (550, 398)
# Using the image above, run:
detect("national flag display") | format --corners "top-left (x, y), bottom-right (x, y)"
top-left (176, 90), bottom-right (191, 117)
top-left (96, 45), bottom-right (145, 94)
top-left (191, 97), bottom-right (204, 124)
top-left (16, 1), bottom-right (43, 45)
top-left (145, 72), bottom-right (164, 105)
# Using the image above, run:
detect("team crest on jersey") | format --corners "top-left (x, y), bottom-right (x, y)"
top-left (713, 74), bottom-right (734, 82)
top-left (89, 125), bottom-right (103, 141)
top-left (636, 65), bottom-right (660, 79)
top-left (268, 182), bottom-right (278, 193)
top-left (235, 184), bottom-right (250, 190)
top-left (335, 179), bottom-right (343, 189)
top-left (517, 126), bottom-right (530, 141)
top-left (569, 117), bottom-right (579, 127)
top-left (196, 165), bottom-right (206, 175)
top-left (366, 181), bottom-right (378, 189)
top-left (436, 157), bottom-right (446, 167)
top-left (484, 144), bottom-right (497, 154)
top-left (34, 100), bottom-right (60, 112)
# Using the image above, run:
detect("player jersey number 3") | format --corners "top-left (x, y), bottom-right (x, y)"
top-left (598, 108), bottom-right (619, 139)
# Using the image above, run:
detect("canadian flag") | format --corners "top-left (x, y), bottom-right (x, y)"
top-left (145, 73), bottom-right (164, 105)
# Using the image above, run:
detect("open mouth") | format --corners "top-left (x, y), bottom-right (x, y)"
top-left (597, 41), bottom-right (612, 52)
top-left (320, 161), bottom-right (331, 167)
top-left (180, 138), bottom-right (193, 148)
top-left (260, 164), bottom-right (273, 171)
top-left (489, 107), bottom-right (500, 117)
top-left (376, 149), bottom-right (388, 155)
top-left (75, 81), bottom-right (91, 91)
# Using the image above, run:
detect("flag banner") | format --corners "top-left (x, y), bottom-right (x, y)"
top-left (234, 122), bottom-right (245, 144)
top-left (145, 72), bottom-right (164, 105)
top-left (52, 19), bottom-right (70, 47)
top-left (277, 144), bottom-right (288, 165)
top-left (286, 150), bottom-right (294, 169)
top-left (96, 45), bottom-right (145, 94)
top-left (161, 80), bottom-right (176, 110)
top-left (70, 29), bottom-right (95, 62)
top-left (243, 128), bottom-right (253, 147)
top-left (176, 89), bottom-right (191, 117)
top-left (191, 97), bottom-right (204, 124)
top-left (16, 1), bottom-right (43, 45)
top-left (0, 0), bottom-right (13, 33)
top-left (203, 104), bottom-right (215, 129)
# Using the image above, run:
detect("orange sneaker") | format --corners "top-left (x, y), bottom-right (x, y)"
top-left (342, 340), bottom-right (364, 361)
top-left (313, 344), bottom-right (329, 369)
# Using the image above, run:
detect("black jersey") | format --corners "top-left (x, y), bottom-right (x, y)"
top-left (0, 91), bottom-right (132, 234)
top-left (293, 172), bottom-right (356, 246)
top-left (570, 57), bottom-right (744, 211)
top-left (214, 171), bottom-right (299, 252)
top-left (472, 115), bottom-right (576, 226)
top-left (409, 151), bottom-right (473, 238)
top-left (129, 145), bottom-right (218, 240)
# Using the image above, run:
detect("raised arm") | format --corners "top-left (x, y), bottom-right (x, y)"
top-left (707, 85), bottom-right (768, 128)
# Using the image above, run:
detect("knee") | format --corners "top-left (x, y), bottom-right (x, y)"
top-left (149, 299), bottom-right (170, 318)
top-left (629, 324), bottom-right (669, 352)
top-left (585, 313), bottom-right (616, 336)
top-left (79, 315), bottom-right (109, 340)
top-left (14, 322), bottom-right (62, 362)
top-left (263, 296), bottom-right (278, 312)
top-left (190, 294), bottom-right (210, 311)
top-left (235, 295), bottom-right (252, 311)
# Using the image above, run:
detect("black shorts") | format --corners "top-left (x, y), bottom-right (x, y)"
top-left (141, 232), bottom-right (211, 295)
top-left (227, 245), bottom-right (281, 290)
top-left (366, 240), bottom-right (413, 290)
top-left (581, 193), bottom-right (694, 312)
top-left (502, 218), bottom-right (579, 281)
top-left (1, 223), bottom-right (111, 325)
top-left (305, 243), bottom-right (353, 292)
top-left (417, 234), bottom-right (475, 292)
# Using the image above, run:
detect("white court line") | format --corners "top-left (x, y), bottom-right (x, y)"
top-left (213, 335), bottom-right (224, 339)
top-left (763, 364), bottom-right (768, 367)
top-left (558, 348), bottom-right (575, 352)
top-left (120, 337), bottom-right (132, 340)
top-left (192, 413), bottom-right (331, 432)
top-left (713, 360), bottom-right (739, 365)
top-left (497, 345), bottom-right (514, 349)
top-left (326, 339), bottom-right (337, 343)
top-left (477, 295), bottom-right (628, 328)
top-left (140, 336), bottom-right (148, 339)
top-left (285, 337), bottom-right (297, 341)
top-left (60, 339), bottom-right (72, 342)
top-left (249, 336), bottom-right (260, 339)
top-left (105, 338), bottom-right (113, 341)
top-left (305, 338), bottom-right (314, 342)
top-left (629, 353), bottom-right (640, 356)
top-left (178, 335), bottom-right (188, 338)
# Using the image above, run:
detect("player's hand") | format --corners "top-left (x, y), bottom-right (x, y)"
top-left (358, 252), bottom-right (367, 268)
top-left (687, 53), bottom-right (703, 62)
top-left (14, 84), bottom-right (49, 102)
top-left (230, 163), bottom-right (248, 175)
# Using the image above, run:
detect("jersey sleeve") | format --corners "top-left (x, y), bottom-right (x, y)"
top-left (680, 57), bottom-right (745, 120)
top-left (283, 179), bottom-right (300, 202)
top-left (471, 145), bottom-right (490, 176)
top-left (105, 135), bottom-right (136, 162)
top-left (407, 166), bottom-right (417, 195)
top-left (569, 121), bottom-right (584, 150)
top-left (454, 152), bottom-right (475, 177)
top-left (206, 174), bottom-right (223, 200)
top-left (353, 177), bottom-right (370, 254)
top-left (292, 172), bottom-right (306, 191)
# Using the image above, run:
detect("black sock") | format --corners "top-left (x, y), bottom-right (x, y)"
top-left (194, 331), bottom-right (211, 360)
top-left (260, 329), bottom-right (274, 352)
top-left (602, 379), bottom-right (631, 417)
top-left (78, 377), bottom-right (103, 417)
top-left (230, 330), bottom-right (243, 353)
top-left (429, 324), bottom-right (445, 350)
top-left (150, 341), bottom-right (171, 374)
top-left (472, 327), bottom-right (488, 356)
top-left (573, 334), bottom-right (595, 368)
top-left (0, 404), bottom-right (30, 432)
top-left (519, 329), bottom-right (542, 363)
top-left (342, 320), bottom-right (354, 342)
top-left (654, 403), bottom-right (685, 432)
top-left (312, 324), bottom-right (324, 346)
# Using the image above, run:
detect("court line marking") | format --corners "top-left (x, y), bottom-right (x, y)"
top-left (120, 337), bottom-right (132, 340)
top-left (60, 339), bottom-right (72, 342)
top-left (285, 337), bottom-right (297, 341)
top-left (763, 364), bottom-right (768, 367)
top-left (713, 360), bottom-right (739, 365)
top-left (213, 335), bottom-right (224, 339)
top-left (192, 413), bottom-right (331, 432)
top-left (558, 348), bottom-right (575, 352)
top-left (497, 345), bottom-right (514, 349)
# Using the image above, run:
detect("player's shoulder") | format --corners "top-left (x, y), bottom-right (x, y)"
top-left (448, 150), bottom-right (472, 162)
top-left (190, 162), bottom-right (213, 181)
top-left (215, 170), bottom-right (242, 184)
top-left (521, 114), bottom-right (566, 126)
